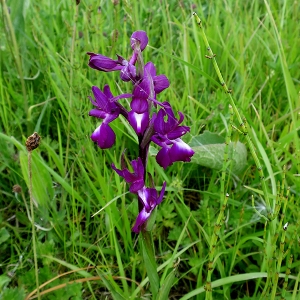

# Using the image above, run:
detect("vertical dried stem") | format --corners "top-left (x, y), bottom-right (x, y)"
top-left (28, 151), bottom-right (40, 300)
top-left (26, 132), bottom-right (41, 300)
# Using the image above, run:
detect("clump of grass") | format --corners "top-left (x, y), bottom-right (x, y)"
top-left (0, 0), bottom-right (299, 299)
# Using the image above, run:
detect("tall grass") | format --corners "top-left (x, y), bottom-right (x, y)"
top-left (0, 0), bottom-right (299, 299)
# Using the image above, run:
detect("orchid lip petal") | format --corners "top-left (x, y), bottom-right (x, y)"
top-left (132, 207), bottom-right (150, 233)
top-left (169, 139), bottom-right (195, 162)
top-left (132, 183), bottom-right (167, 233)
top-left (90, 123), bottom-right (116, 149)
top-left (156, 147), bottom-right (172, 169)
top-left (128, 111), bottom-right (149, 135)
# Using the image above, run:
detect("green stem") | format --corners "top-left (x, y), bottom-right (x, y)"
top-left (271, 228), bottom-right (287, 299)
top-left (292, 268), bottom-right (300, 300)
top-left (205, 193), bottom-right (230, 299)
top-left (192, 12), bottom-right (272, 217)
top-left (64, 4), bottom-right (78, 173)
top-left (220, 105), bottom-right (233, 207)
top-left (281, 254), bottom-right (293, 300)
top-left (204, 105), bottom-right (233, 298)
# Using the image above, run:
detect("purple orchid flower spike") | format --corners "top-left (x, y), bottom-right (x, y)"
top-left (111, 157), bottom-right (145, 193)
top-left (151, 102), bottom-right (195, 169)
top-left (87, 30), bottom-right (194, 235)
top-left (89, 85), bottom-right (131, 149)
top-left (130, 62), bottom-right (170, 114)
top-left (132, 182), bottom-right (167, 233)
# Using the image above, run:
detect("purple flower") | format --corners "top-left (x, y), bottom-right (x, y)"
top-left (154, 138), bottom-right (195, 169)
top-left (88, 53), bottom-right (137, 82)
top-left (87, 53), bottom-right (123, 72)
top-left (86, 30), bottom-right (194, 234)
top-left (128, 110), bottom-right (149, 135)
top-left (89, 85), bottom-right (131, 149)
top-left (87, 31), bottom-right (149, 83)
top-left (130, 62), bottom-right (170, 113)
top-left (130, 31), bottom-right (149, 51)
top-left (91, 123), bottom-right (116, 149)
top-left (132, 182), bottom-right (167, 233)
top-left (151, 102), bottom-right (194, 168)
top-left (111, 157), bottom-right (144, 193)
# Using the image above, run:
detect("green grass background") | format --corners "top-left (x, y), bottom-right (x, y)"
top-left (0, 0), bottom-right (299, 299)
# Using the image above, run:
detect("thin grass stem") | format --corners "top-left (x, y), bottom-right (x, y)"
top-left (205, 193), bottom-right (230, 299)
top-left (292, 268), bottom-right (300, 300)
top-left (204, 105), bottom-right (234, 296)
top-left (281, 254), bottom-right (293, 300)
top-left (64, 4), bottom-right (78, 173)
top-left (1, 0), bottom-right (29, 133)
top-left (192, 12), bottom-right (272, 218)
top-left (271, 224), bottom-right (288, 299)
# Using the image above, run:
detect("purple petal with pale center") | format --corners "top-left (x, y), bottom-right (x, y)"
top-left (132, 207), bottom-right (150, 233)
top-left (132, 182), bottom-right (167, 233)
top-left (169, 139), bottom-right (195, 163)
top-left (91, 123), bottom-right (116, 149)
top-left (128, 110), bottom-right (149, 135)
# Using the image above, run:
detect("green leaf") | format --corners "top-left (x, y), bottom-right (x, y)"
top-left (98, 274), bottom-right (126, 300)
top-left (141, 231), bottom-right (160, 298)
top-left (157, 269), bottom-right (176, 300)
top-left (0, 227), bottom-right (10, 245)
top-left (190, 132), bottom-right (247, 175)
top-left (9, 0), bottom-right (30, 40)
top-left (19, 151), bottom-right (54, 207)
top-left (179, 272), bottom-right (297, 300)
top-left (190, 131), bottom-right (225, 146)
top-left (145, 206), bottom-right (157, 231)
top-left (0, 275), bottom-right (11, 291)
top-left (1, 287), bottom-right (25, 300)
